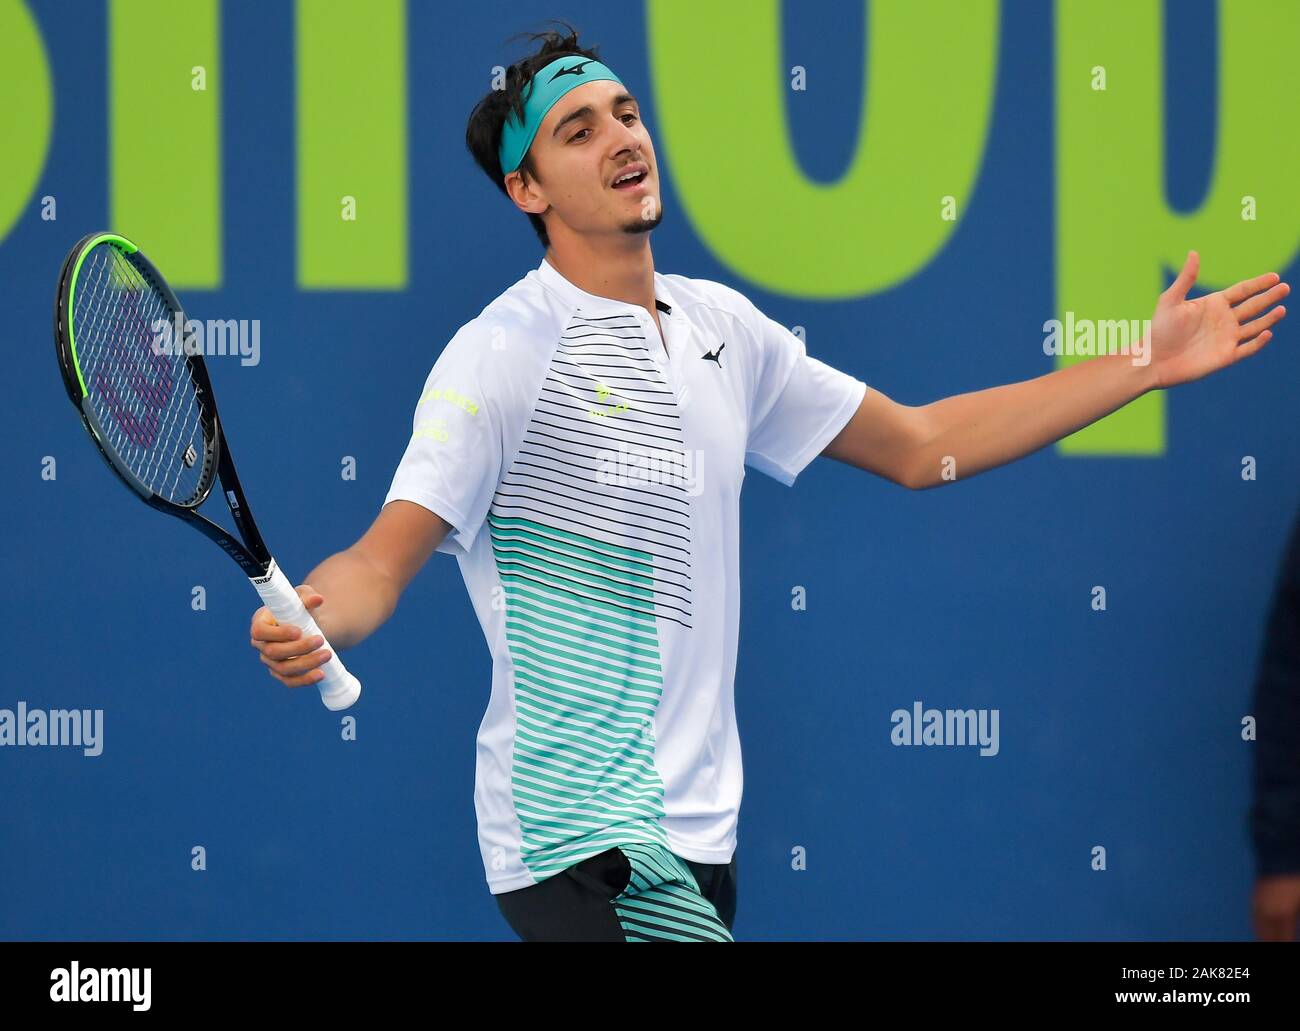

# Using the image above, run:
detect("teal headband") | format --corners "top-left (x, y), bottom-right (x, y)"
top-left (498, 55), bottom-right (625, 175)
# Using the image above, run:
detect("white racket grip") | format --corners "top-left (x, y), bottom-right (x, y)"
top-left (251, 559), bottom-right (361, 711)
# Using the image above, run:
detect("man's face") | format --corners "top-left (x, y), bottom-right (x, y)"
top-left (508, 79), bottom-right (663, 239)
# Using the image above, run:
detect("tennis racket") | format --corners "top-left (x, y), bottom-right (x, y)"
top-left (53, 231), bottom-right (361, 711)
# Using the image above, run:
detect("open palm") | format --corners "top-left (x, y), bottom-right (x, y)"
top-left (1149, 251), bottom-right (1289, 389)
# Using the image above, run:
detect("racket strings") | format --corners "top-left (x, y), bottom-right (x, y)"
top-left (79, 248), bottom-right (198, 495)
top-left (74, 245), bottom-right (210, 505)
top-left (80, 253), bottom-right (177, 450)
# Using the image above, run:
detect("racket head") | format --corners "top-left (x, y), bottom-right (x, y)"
top-left (54, 232), bottom-right (220, 511)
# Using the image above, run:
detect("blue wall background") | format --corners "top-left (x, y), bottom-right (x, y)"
top-left (2, 0), bottom-right (1296, 940)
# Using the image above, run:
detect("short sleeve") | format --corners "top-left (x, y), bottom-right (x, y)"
top-left (741, 298), bottom-right (866, 487)
top-left (384, 327), bottom-right (504, 557)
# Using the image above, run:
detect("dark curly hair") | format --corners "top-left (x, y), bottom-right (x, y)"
top-left (464, 21), bottom-right (605, 248)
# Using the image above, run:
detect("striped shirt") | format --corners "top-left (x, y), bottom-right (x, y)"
top-left (384, 255), bottom-right (866, 893)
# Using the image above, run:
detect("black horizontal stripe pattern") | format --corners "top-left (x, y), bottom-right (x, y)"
top-left (489, 313), bottom-right (695, 628)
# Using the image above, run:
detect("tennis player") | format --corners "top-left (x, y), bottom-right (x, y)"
top-left (250, 25), bottom-right (1288, 941)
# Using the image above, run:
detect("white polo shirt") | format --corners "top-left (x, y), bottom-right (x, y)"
top-left (384, 254), bottom-right (866, 894)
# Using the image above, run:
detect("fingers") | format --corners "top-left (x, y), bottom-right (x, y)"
top-left (1166, 258), bottom-right (1286, 311)
top-left (249, 582), bottom-right (330, 688)
top-left (257, 637), bottom-right (332, 688)
top-left (1233, 329), bottom-right (1273, 362)
top-left (251, 608), bottom-right (303, 643)
top-left (266, 662), bottom-right (329, 688)
top-left (297, 584), bottom-right (324, 609)
top-left (259, 643), bottom-right (332, 682)
top-left (1237, 304), bottom-right (1286, 343)
top-left (1224, 270), bottom-right (1281, 306)
top-left (1165, 249), bottom-right (1199, 301)
top-left (249, 585), bottom-right (324, 642)
top-left (1232, 280), bottom-right (1290, 321)
top-left (256, 632), bottom-right (326, 662)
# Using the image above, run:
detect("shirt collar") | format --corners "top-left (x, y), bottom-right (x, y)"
top-left (534, 255), bottom-right (677, 320)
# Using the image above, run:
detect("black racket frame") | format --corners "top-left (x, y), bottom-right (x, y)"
top-left (54, 231), bottom-right (273, 579)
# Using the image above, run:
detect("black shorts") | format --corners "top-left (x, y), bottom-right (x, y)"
top-left (495, 842), bottom-right (738, 941)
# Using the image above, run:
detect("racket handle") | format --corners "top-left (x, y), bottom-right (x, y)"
top-left (251, 559), bottom-right (361, 711)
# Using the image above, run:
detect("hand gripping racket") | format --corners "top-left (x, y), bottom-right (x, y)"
top-left (53, 231), bottom-right (360, 710)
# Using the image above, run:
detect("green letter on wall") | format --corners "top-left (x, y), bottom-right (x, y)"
top-left (1056, 0), bottom-right (1300, 453)
top-left (0, 0), bottom-right (53, 247)
top-left (111, 0), bottom-right (221, 287)
top-left (297, 0), bottom-right (407, 289)
top-left (647, 0), bottom-right (997, 298)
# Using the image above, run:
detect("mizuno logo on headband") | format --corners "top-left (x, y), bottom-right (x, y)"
top-left (498, 56), bottom-right (626, 175)
top-left (550, 60), bottom-right (595, 81)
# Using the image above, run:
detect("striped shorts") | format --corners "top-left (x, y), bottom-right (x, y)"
top-left (495, 842), bottom-right (737, 942)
